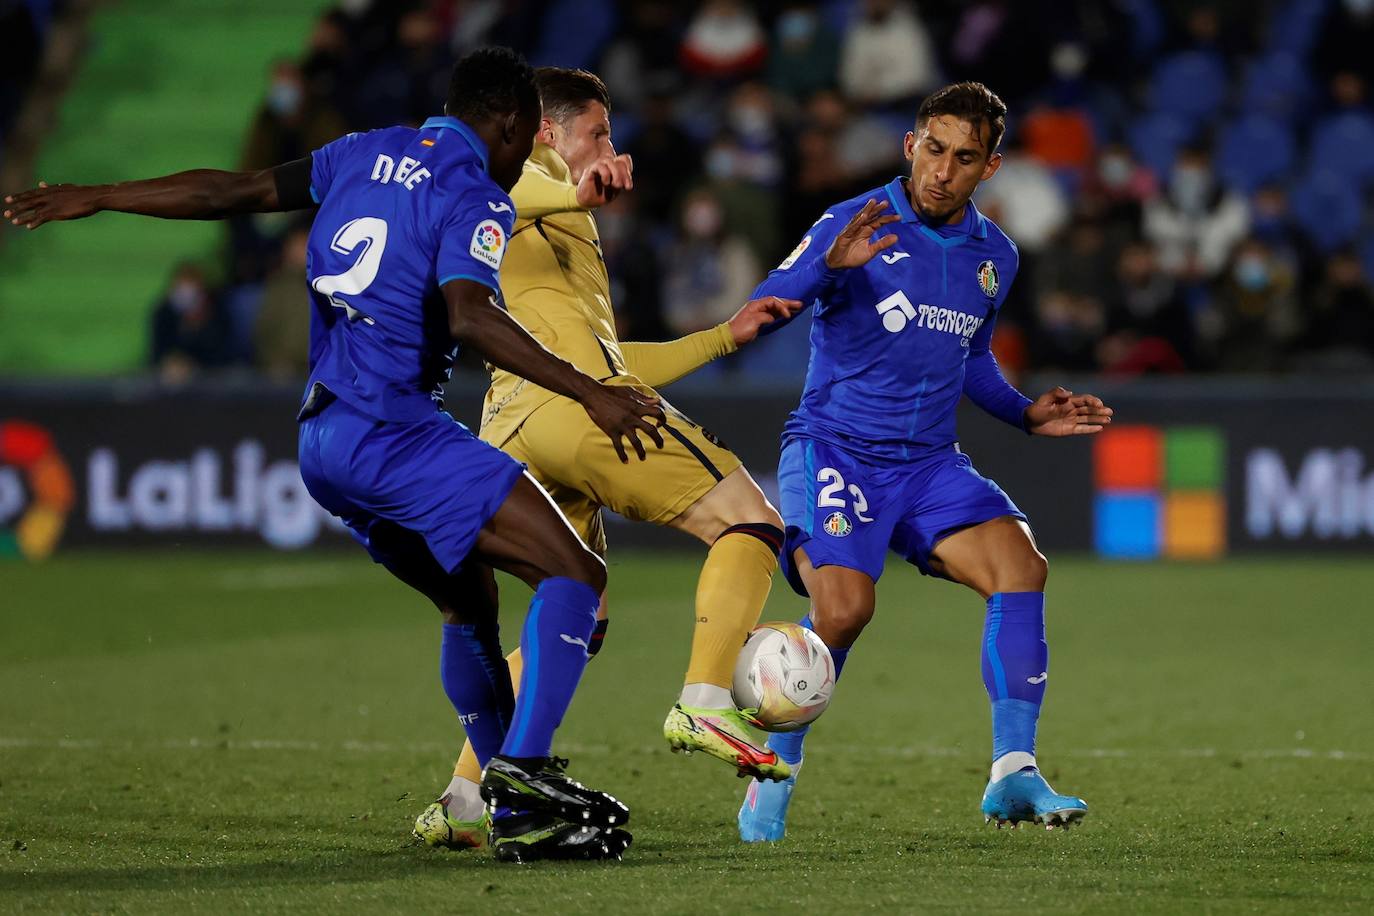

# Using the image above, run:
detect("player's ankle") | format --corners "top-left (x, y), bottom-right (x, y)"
top-left (678, 682), bottom-right (733, 708)
top-left (440, 776), bottom-right (485, 820)
top-left (990, 751), bottom-right (1037, 782)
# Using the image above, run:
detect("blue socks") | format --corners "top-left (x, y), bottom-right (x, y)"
top-left (767, 615), bottom-right (849, 766)
top-left (439, 622), bottom-right (514, 766)
top-left (501, 576), bottom-right (600, 760)
top-left (981, 592), bottom-right (1048, 766)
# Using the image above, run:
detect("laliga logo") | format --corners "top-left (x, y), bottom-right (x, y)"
top-left (476, 223), bottom-right (503, 253)
top-left (0, 421), bottom-right (76, 561)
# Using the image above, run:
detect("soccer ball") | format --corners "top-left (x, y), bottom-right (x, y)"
top-left (732, 621), bottom-right (836, 732)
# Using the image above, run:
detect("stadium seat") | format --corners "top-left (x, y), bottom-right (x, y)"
top-left (1216, 114), bottom-right (1295, 192)
top-left (1265, 0), bottom-right (1328, 56)
top-left (1149, 52), bottom-right (1230, 124)
top-left (1291, 170), bottom-right (1364, 253)
top-left (530, 0), bottom-right (618, 70)
top-left (1306, 111), bottom-right (1374, 188)
top-left (1128, 111), bottom-right (1195, 180)
top-left (1241, 52), bottom-right (1313, 123)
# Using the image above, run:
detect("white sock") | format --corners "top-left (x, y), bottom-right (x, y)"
top-left (990, 751), bottom-right (1037, 782)
top-left (678, 682), bottom-right (734, 708)
top-left (440, 775), bottom-right (484, 820)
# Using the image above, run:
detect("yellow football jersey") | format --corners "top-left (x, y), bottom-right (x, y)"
top-left (481, 143), bottom-right (736, 447)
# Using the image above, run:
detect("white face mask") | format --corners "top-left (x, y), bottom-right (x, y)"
top-left (684, 201), bottom-right (724, 238)
top-left (1170, 165), bottom-right (1213, 211)
top-left (170, 281), bottom-right (202, 313)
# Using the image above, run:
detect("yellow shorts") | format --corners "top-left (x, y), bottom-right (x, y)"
top-left (485, 395), bottom-right (742, 554)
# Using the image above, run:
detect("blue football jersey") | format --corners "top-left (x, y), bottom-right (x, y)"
top-left (301, 116), bottom-right (516, 422)
top-left (756, 176), bottom-right (1029, 461)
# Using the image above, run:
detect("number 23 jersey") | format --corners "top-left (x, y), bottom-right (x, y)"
top-left (761, 177), bottom-right (1021, 462)
top-left (301, 116), bottom-right (517, 423)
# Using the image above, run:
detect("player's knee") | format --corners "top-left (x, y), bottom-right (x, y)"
top-left (993, 547), bottom-right (1047, 593)
top-left (810, 593), bottom-right (875, 647)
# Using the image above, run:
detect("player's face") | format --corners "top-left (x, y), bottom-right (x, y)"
top-left (491, 106), bottom-right (542, 193)
top-left (904, 115), bottom-right (1002, 224)
top-left (540, 102), bottom-right (614, 183)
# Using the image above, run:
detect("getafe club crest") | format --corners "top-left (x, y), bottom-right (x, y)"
top-left (976, 259), bottom-right (999, 299)
top-left (823, 511), bottom-right (852, 538)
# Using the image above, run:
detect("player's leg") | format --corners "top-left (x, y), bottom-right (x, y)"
top-left (508, 395), bottom-right (789, 779)
top-left (738, 439), bottom-right (894, 841)
top-left (908, 452), bottom-right (1087, 829)
top-left (661, 465), bottom-right (793, 779)
top-left (416, 459), bottom-right (611, 848)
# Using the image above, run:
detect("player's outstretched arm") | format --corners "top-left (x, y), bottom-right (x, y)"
top-left (619, 296), bottom-right (803, 387)
top-left (443, 278), bottom-right (665, 462)
top-left (3, 158), bottom-right (315, 229)
top-left (1023, 387), bottom-right (1114, 437)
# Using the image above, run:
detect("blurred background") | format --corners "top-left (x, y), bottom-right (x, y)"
top-left (2, 0), bottom-right (1373, 562)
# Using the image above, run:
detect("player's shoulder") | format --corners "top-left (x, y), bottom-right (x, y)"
top-left (975, 204), bottom-right (1019, 262)
top-left (811, 185), bottom-right (887, 228)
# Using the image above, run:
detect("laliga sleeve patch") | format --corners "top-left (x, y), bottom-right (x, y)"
top-left (778, 234), bottom-right (811, 270)
top-left (470, 218), bottom-right (506, 269)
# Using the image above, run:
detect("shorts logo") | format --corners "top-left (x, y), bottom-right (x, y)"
top-left (778, 234), bottom-right (811, 270)
top-left (822, 511), bottom-right (852, 538)
top-left (470, 219), bottom-right (506, 269)
top-left (977, 260), bottom-right (999, 299)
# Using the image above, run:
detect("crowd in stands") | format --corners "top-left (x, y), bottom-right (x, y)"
top-left (139, 0), bottom-right (1374, 382)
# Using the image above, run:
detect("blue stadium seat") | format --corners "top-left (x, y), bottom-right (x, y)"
top-left (1265, 0), bottom-right (1328, 56)
top-left (1128, 111), bottom-right (1194, 179)
top-left (1241, 52), bottom-right (1313, 122)
top-left (1291, 171), bottom-right (1364, 253)
top-left (1149, 51), bottom-right (1229, 124)
top-left (530, 0), bottom-right (618, 70)
top-left (1216, 114), bottom-right (1295, 192)
top-left (1306, 111), bottom-right (1374, 188)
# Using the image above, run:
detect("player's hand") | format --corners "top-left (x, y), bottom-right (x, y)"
top-left (575, 154), bottom-right (634, 209)
top-left (1024, 386), bottom-right (1114, 437)
top-left (727, 295), bottom-right (805, 346)
top-left (4, 181), bottom-right (103, 229)
top-left (580, 383), bottom-right (665, 463)
top-left (823, 199), bottom-right (900, 270)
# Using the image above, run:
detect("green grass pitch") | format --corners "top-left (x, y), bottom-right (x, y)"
top-left (2, 550), bottom-right (1372, 913)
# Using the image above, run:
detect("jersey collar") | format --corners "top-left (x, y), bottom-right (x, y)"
top-left (883, 176), bottom-right (989, 241)
top-left (420, 116), bottom-right (490, 173)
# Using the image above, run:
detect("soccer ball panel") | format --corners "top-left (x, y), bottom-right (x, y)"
top-left (732, 621), bottom-right (836, 732)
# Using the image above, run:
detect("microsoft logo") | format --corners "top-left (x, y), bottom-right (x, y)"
top-left (1094, 425), bottom-right (1226, 559)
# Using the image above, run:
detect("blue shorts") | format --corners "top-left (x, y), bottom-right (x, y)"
top-left (298, 396), bottom-right (524, 574)
top-left (777, 436), bottom-right (1026, 595)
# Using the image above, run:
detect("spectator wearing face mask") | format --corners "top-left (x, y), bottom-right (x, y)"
top-left (766, 3), bottom-right (840, 103)
top-left (662, 189), bottom-right (762, 336)
top-left (1292, 250), bottom-right (1374, 371)
top-left (839, 0), bottom-right (940, 108)
top-left (240, 59), bottom-right (347, 171)
top-left (149, 263), bottom-right (232, 383)
top-left (1206, 238), bottom-right (1300, 371)
top-left (1142, 146), bottom-right (1250, 280)
top-left (679, 0), bottom-right (768, 80)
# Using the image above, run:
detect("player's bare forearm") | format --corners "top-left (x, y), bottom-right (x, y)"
top-left (5, 165), bottom-right (299, 229)
top-left (444, 279), bottom-right (601, 403)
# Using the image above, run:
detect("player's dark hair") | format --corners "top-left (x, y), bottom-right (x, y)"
top-left (916, 82), bottom-right (1007, 155)
top-left (445, 46), bottom-right (540, 124)
top-left (536, 67), bottom-right (611, 125)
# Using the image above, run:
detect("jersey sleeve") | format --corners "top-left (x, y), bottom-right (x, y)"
top-left (510, 159), bottom-right (584, 218)
top-left (962, 246), bottom-right (1030, 431)
top-left (308, 132), bottom-right (365, 204)
top-left (435, 189), bottom-right (517, 293)
top-left (752, 208), bottom-right (848, 336)
top-left (620, 323), bottom-right (737, 387)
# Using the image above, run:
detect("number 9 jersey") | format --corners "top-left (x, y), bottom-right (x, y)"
top-left (299, 116), bottom-right (517, 423)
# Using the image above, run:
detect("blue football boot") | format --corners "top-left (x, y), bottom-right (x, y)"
top-left (738, 761), bottom-right (801, 842)
top-left (981, 767), bottom-right (1088, 830)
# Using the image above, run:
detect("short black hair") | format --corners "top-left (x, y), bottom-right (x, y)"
top-left (916, 82), bottom-right (1007, 154)
top-left (536, 67), bottom-right (611, 125)
top-left (446, 46), bottom-right (540, 123)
